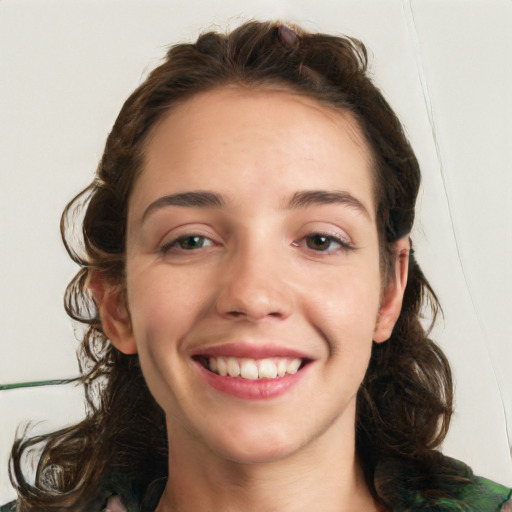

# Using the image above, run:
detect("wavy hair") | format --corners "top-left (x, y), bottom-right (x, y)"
top-left (10, 21), bottom-right (456, 511)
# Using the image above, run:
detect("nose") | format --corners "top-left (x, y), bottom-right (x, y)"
top-left (215, 245), bottom-right (294, 322)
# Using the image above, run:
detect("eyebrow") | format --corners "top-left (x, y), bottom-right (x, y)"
top-left (141, 191), bottom-right (225, 223)
top-left (140, 188), bottom-right (370, 223)
top-left (286, 190), bottom-right (370, 218)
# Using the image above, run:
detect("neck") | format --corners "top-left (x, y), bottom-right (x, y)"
top-left (155, 407), bottom-right (378, 512)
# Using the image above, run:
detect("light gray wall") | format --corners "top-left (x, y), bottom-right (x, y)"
top-left (1, 0), bottom-right (511, 501)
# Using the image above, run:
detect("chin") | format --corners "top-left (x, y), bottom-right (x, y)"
top-left (205, 418), bottom-right (309, 465)
top-left (216, 439), bottom-right (301, 465)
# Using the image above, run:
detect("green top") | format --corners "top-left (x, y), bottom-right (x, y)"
top-left (2, 467), bottom-right (511, 511)
top-left (413, 475), bottom-right (511, 511)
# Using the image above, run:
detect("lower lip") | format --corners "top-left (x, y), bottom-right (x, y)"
top-left (194, 361), bottom-right (309, 400)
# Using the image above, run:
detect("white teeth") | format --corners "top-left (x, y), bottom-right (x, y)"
top-left (258, 359), bottom-right (277, 379)
top-left (206, 356), bottom-right (303, 380)
top-left (227, 357), bottom-right (240, 377)
top-left (277, 359), bottom-right (287, 377)
top-left (216, 357), bottom-right (228, 376)
top-left (286, 358), bottom-right (301, 375)
top-left (240, 359), bottom-right (259, 380)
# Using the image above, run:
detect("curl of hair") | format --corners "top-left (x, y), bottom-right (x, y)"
top-left (10, 21), bottom-right (458, 511)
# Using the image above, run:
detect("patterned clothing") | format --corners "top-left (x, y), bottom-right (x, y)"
top-left (2, 460), bottom-right (511, 511)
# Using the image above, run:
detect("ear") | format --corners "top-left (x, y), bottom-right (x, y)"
top-left (88, 272), bottom-right (137, 354)
top-left (373, 237), bottom-right (410, 344)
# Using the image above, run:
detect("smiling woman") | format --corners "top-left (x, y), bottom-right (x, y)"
top-left (113, 88), bottom-right (396, 474)
top-left (4, 20), bottom-right (511, 512)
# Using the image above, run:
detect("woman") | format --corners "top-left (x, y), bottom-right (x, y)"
top-left (4, 21), bottom-right (511, 512)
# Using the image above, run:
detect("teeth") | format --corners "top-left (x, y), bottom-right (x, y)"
top-left (227, 357), bottom-right (240, 377)
top-left (207, 356), bottom-right (303, 379)
top-left (240, 359), bottom-right (259, 380)
top-left (287, 358), bottom-right (301, 375)
top-left (217, 357), bottom-right (228, 376)
top-left (258, 359), bottom-right (278, 379)
top-left (276, 359), bottom-right (287, 377)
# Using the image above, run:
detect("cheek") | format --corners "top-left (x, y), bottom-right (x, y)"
top-left (124, 266), bottom-right (208, 410)
top-left (125, 262), bottom-right (219, 349)
top-left (307, 271), bottom-right (381, 330)
top-left (301, 267), bottom-right (382, 376)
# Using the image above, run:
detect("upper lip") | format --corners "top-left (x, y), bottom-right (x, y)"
top-left (192, 342), bottom-right (312, 360)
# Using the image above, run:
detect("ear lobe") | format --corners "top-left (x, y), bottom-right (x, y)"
top-left (373, 238), bottom-right (410, 344)
top-left (88, 272), bottom-right (137, 355)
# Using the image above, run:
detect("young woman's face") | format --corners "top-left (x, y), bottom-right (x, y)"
top-left (115, 87), bottom-right (401, 464)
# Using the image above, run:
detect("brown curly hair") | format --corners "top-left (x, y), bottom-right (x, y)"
top-left (9, 20), bottom-right (456, 511)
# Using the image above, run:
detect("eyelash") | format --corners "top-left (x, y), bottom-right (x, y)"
top-left (160, 234), bottom-right (214, 254)
top-left (293, 232), bottom-right (354, 254)
top-left (160, 232), bottom-right (354, 255)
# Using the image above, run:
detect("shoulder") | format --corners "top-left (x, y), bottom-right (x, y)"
top-left (0, 474), bottom-right (155, 512)
top-left (455, 475), bottom-right (512, 512)
top-left (90, 474), bottom-right (166, 512)
top-left (375, 453), bottom-right (511, 511)
top-left (3, 461), bottom-right (509, 511)
top-left (0, 474), bottom-right (165, 512)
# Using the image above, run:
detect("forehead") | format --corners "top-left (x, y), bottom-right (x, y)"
top-left (146, 85), bottom-right (372, 162)
top-left (130, 86), bottom-right (375, 221)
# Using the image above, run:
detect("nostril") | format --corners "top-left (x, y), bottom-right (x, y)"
top-left (215, 284), bottom-right (293, 321)
top-left (227, 310), bottom-right (283, 320)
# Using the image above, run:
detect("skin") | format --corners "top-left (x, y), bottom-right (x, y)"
top-left (93, 87), bottom-right (409, 512)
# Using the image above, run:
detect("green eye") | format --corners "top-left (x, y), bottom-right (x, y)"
top-left (161, 235), bottom-right (214, 254)
top-left (177, 235), bottom-right (211, 250)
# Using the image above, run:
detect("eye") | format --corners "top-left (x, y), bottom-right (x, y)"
top-left (293, 232), bottom-right (354, 254)
top-left (161, 234), bottom-right (214, 253)
top-left (305, 234), bottom-right (341, 251)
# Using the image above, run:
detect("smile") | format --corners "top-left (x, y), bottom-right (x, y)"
top-left (192, 350), bottom-right (312, 400)
top-left (196, 356), bottom-right (303, 380)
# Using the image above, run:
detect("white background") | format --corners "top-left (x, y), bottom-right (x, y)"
top-left (1, 0), bottom-right (511, 502)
